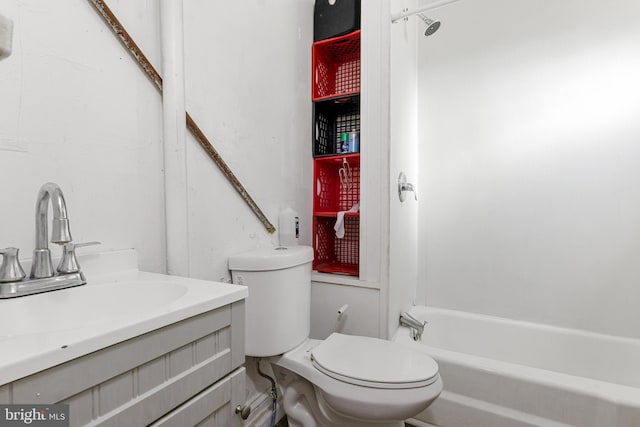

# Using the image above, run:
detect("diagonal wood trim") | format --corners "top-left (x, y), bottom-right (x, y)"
top-left (87, 0), bottom-right (276, 234)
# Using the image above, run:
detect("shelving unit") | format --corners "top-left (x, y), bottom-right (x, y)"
top-left (311, 29), bottom-right (361, 276)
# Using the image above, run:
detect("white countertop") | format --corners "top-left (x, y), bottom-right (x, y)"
top-left (0, 250), bottom-right (247, 385)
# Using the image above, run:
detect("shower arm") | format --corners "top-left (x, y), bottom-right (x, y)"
top-left (391, 0), bottom-right (461, 23)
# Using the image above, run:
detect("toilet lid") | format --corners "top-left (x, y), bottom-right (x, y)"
top-left (310, 333), bottom-right (439, 389)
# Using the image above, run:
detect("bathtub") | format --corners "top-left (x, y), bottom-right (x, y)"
top-left (393, 306), bottom-right (640, 427)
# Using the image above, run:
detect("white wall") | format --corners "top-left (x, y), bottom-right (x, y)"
top-left (181, 0), bottom-right (314, 419)
top-left (183, 0), bottom-right (314, 283)
top-left (388, 0), bottom-right (420, 337)
top-left (0, 0), bottom-right (165, 273)
top-left (417, 0), bottom-right (640, 338)
top-left (0, 0), bottom-right (313, 281)
top-left (310, 281), bottom-right (380, 339)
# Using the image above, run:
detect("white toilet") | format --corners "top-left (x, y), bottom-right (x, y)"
top-left (228, 246), bottom-right (442, 427)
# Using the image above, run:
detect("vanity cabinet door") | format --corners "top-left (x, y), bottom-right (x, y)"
top-left (150, 367), bottom-right (245, 427)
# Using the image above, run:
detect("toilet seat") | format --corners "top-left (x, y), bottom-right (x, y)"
top-left (310, 333), bottom-right (439, 389)
top-left (272, 336), bottom-right (442, 423)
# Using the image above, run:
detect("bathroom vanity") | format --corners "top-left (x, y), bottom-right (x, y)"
top-left (0, 250), bottom-right (247, 427)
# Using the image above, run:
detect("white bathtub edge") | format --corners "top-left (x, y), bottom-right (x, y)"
top-left (394, 306), bottom-right (640, 426)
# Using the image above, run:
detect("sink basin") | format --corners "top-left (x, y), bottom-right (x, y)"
top-left (0, 249), bottom-right (248, 386)
top-left (0, 281), bottom-right (188, 339)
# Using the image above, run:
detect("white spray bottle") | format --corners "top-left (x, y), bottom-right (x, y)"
top-left (278, 207), bottom-right (299, 246)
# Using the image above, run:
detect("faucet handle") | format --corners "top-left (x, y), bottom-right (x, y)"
top-left (57, 241), bottom-right (101, 274)
top-left (0, 247), bottom-right (26, 283)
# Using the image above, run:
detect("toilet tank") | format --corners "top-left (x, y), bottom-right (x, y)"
top-left (228, 246), bottom-right (314, 357)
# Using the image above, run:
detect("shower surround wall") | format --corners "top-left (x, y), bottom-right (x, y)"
top-left (389, 0), bottom-right (419, 337)
top-left (417, 0), bottom-right (640, 339)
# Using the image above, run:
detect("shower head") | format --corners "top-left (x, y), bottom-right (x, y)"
top-left (417, 13), bottom-right (441, 36)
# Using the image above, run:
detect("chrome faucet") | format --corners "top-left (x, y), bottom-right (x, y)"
top-left (31, 182), bottom-right (73, 279)
top-left (399, 311), bottom-right (427, 341)
top-left (0, 182), bottom-right (98, 298)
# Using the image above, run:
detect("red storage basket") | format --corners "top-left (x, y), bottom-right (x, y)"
top-left (313, 215), bottom-right (359, 276)
top-left (313, 154), bottom-right (360, 213)
top-left (312, 30), bottom-right (361, 101)
top-left (312, 154), bottom-right (360, 276)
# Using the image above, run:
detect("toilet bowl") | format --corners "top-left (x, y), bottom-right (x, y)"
top-left (272, 335), bottom-right (442, 426)
top-left (228, 246), bottom-right (442, 426)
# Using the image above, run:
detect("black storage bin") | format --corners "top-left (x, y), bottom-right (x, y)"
top-left (314, 0), bottom-right (361, 42)
top-left (313, 95), bottom-right (360, 157)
